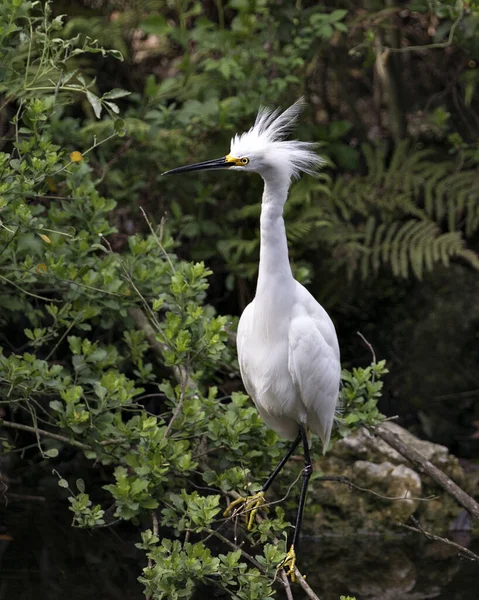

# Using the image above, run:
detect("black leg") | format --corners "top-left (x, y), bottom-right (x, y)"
top-left (291, 424), bottom-right (312, 550)
top-left (224, 430), bottom-right (302, 527)
top-left (261, 431), bottom-right (301, 493)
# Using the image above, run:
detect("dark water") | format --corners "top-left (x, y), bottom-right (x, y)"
top-left (295, 533), bottom-right (479, 600)
top-left (1, 501), bottom-right (477, 599)
top-left (0, 501), bottom-right (142, 600)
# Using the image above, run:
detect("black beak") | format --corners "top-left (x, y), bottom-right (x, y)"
top-left (162, 156), bottom-right (234, 176)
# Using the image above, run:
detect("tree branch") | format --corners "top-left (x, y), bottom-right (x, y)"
top-left (0, 419), bottom-right (125, 451)
top-left (163, 374), bottom-right (189, 439)
top-left (1, 419), bottom-right (91, 450)
top-left (397, 517), bottom-right (479, 563)
top-left (280, 570), bottom-right (295, 600)
top-left (293, 569), bottom-right (321, 600)
top-left (374, 423), bottom-right (479, 519)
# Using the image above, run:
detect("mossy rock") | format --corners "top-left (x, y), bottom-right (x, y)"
top-left (304, 423), bottom-right (478, 534)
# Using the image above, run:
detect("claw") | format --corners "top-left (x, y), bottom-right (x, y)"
top-left (278, 545), bottom-right (297, 582)
top-left (224, 491), bottom-right (266, 530)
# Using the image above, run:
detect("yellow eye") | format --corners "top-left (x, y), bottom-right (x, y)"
top-left (241, 157), bottom-right (249, 165)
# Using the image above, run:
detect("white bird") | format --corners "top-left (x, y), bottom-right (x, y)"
top-left (163, 98), bottom-right (341, 580)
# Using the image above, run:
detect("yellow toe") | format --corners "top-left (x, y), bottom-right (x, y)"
top-left (278, 545), bottom-right (297, 582)
top-left (224, 491), bottom-right (266, 530)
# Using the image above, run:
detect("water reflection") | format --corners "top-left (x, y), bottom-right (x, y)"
top-left (294, 533), bottom-right (478, 600)
top-left (1, 501), bottom-right (476, 599)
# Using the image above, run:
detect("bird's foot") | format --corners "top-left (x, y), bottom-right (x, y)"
top-left (278, 545), bottom-right (297, 582)
top-left (223, 490), bottom-right (267, 530)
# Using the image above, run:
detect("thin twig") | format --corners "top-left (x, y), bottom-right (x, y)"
top-left (2, 492), bottom-right (46, 503)
top-left (139, 208), bottom-right (176, 273)
top-left (397, 518), bottom-right (479, 563)
top-left (0, 274), bottom-right (60, 302)
top-left (163, 372), bottom-right (189, 438)
top-left (357, 331), bottom-right (376, 363)
top-left (85, 518), bottom-right (121, 529)
top-left (316, 475), bottom-right (436, 503)
top-left (99, 236), bottom-right (163, 334)
top-left (388, 5), bottom-right (464, 54)
top-left (208, 529), bottom-right (265, 571)
top-left (152, 511), bottom-right (159, 537)
top-left (350, 4), bottom-right (465, 56)
top-left (193, 445), bottom-right (226, 460)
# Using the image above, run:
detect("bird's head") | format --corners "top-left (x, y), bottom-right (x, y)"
top-left (162, 98), bottom-right (324, 181)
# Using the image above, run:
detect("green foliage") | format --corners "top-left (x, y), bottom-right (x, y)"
top-left (0, 0), bottom-right (126, 116)
top-left (335, 361), bottom-right (388, 440)
top-left (137, 533), bottom-right (281, 600)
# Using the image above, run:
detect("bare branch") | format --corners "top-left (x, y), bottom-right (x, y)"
top-left (356, 331), bottom-right (376, 363)
top-left (139, 208), bottom-right (176, 273)
top-left (293, 568), bottom-right (322, 600)
top-left (374, 423), bottom-right (479, 520)
top-left (397, 518), bottom-right (479, 563)
top-left (280, 570), bottom-right (295, 600)
top-left (1, 419), bottom-right (91, 450)
top-left (0, 419), bottom-right (125, 451)
top-left (2, 492), bottom-right (46, 503)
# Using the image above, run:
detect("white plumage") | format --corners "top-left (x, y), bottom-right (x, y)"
top-left (233, 99), bottom-right (340, 450)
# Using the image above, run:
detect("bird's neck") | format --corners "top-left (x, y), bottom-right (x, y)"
top-left (256, 176), bottom-right (294, 297)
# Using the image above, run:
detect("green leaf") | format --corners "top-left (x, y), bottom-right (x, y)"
top-left (139, 15), bottom-right (170, 36)
top-left (114, 118), bottom-right (126, 136)
top-left (86, 91), bottom-right (102, 119)
top-left (102, 89), bottom-right (131, 100)
top-left (105, 101), bottom-right (120, 114)
top-left (49, 400), bottom-right (64, 412)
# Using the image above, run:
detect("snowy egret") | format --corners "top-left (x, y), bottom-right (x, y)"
top-left (163, 98), bottom-right (341, 580)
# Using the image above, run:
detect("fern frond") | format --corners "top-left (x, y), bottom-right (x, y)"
top-left (286, 220), bottom-right (315, 242)
top-left (319, 142), bottom-right (479, 280)
top-left (458, 248), bottom-right (479, 270)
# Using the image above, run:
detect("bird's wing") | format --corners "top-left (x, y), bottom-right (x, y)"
top-left (288, 313), bottom-right (340, 450)
top-left (236, 301), bottom-right (256, 400)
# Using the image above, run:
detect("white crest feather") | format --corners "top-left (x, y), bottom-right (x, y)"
top-left (230, 97), bottom-right (324, 179)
